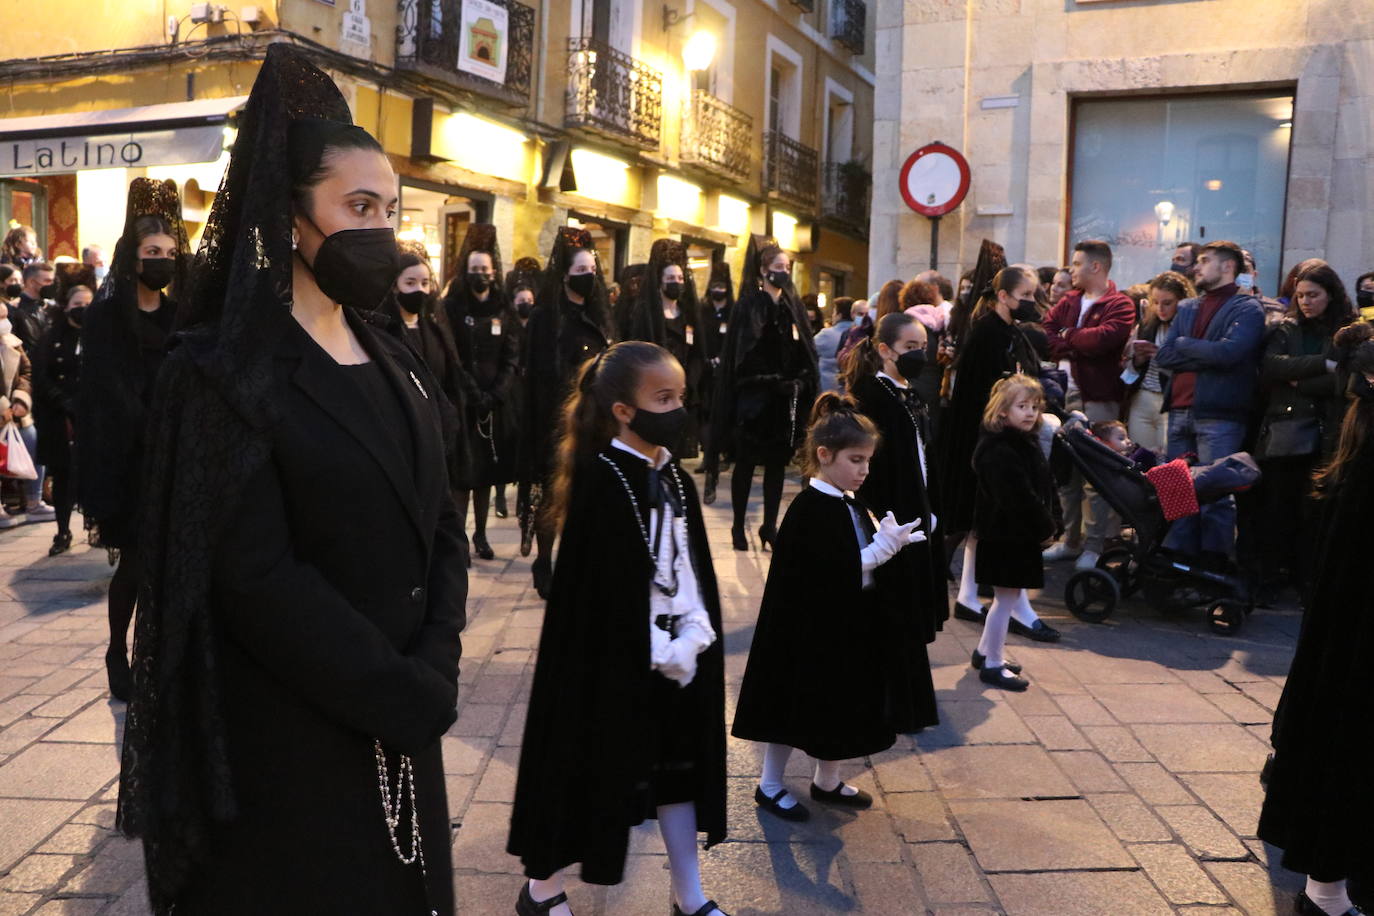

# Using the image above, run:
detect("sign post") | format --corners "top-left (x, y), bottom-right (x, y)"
top-left (898, 142), bottom-right (971, 269)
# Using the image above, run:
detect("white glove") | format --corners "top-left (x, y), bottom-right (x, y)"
top-left (862, 512), bottom-right (924, 571)
top-left (651, 612), bottom-right (716, 687)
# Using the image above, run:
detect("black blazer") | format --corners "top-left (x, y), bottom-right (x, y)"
top-left (182, 312), bottom-right (467, 914)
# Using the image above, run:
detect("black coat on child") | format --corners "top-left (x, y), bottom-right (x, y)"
top-left (850, 373), bottom-right (949, 643)
top-left (971, 426), bottom-right (1060, 590)
top-left (732, 485), bottom-right (939, 761)
top-left (507, 447), bottom-right (727, 885)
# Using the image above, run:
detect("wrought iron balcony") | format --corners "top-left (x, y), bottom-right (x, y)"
top-left (829, 0), bottom-right (866, 55)
top-left (396, 0), bottom-right (536, 107)
top-left (565, 38), bottom-right (663, 150)
top-left (681, 90), bottom-right (753, 184)
top-left (763, 131), bottom-right (819, 212)
top-left (822, 162), bottom-right (871, 236)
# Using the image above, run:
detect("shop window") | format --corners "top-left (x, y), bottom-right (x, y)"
top-left (1069, 92), bottom-right (1293, 294)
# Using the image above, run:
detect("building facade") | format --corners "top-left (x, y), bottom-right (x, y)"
top-left (1, 0), bottom-right (875, 301)
top-left (870, 0), bottom-right (1374, 294)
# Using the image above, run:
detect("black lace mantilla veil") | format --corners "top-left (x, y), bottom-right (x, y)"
top-left (116, 44), bottom-right (358, 913)
top-left (536, 225), bottom-right (612, 359)
top-left (448, 223), bottom-right (506, 304)
top-left (627, 237), bottom-right (701, 345)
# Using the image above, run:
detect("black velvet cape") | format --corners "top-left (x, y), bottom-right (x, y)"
top-left (851, 373), bottom-right (949, 643)
top-left (732, 486), bottom-right (938, 760)
top-left (507, 448), bottom-right (727, 885)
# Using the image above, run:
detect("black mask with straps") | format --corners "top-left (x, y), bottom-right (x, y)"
top-left (298, 213), bottom-right (400, 311)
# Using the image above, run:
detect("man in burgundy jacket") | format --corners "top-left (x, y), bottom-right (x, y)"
top-left (1041, 240), bottom-right (1137, 569)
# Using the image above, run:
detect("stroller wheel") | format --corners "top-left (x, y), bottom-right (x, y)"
top-left (1097, 546), bottom-right (1137, 596)
top-left (1208, 602), bottom-right (1246, 636)
top-left (1065, 569), bottom-right (1120, 624)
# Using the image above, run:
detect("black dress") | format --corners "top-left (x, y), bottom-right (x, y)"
top-left (851, 373), bottom-right (949, 643)
top-left (1257, 436), bottom-right (1374, 883)
top-left (444, 288), bottom-right (520, 487)
top-left (732, 486), bottom-right (939, 760)
top-left (32, 319), bottom-right (81, 471)
top-left (662, 310), bottom-right (707, 458)
top-left (508, 447), bottom-right (727, 884)
top-left (520, 294), bottom-right (609, 484)
top-left (937, 310), bottom-right (1041, 535)
top-left (971, 427), bottom-right (1059, 589)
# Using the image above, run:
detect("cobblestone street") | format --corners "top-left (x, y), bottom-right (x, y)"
top-left (0, 473), bottom-right (1313, 915)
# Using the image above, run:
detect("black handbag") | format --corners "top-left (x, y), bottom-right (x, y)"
top-left (1260, 412), bottom-right (1321, 458)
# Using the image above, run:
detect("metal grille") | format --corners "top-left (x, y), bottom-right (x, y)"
top-left (829, 0), bottom-right (866, 55)
top-left (764, 131), bottom-right (819, 212)
top-left (681, 90), bottom-right (753, 184)
top-left (822, 162), bottom-right (871, 235)
top-left (395, 0), bottom-right (535, 106)
top-left (565, 37), bottom-right (663, 149)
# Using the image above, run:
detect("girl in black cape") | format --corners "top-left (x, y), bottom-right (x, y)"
top-left (520, 227), bottom-right (612, 598)
top-left (698, 260), bottom-right (734, 504)
top-left (624, 238), bottom-right (708, 459)
top-left (115, 46), bottom-right (466, 915)
top-left (1258, 344), bottom-right (1374, 916)
top-left (732, 393), bottom-right (934, 823)
top-left (77, 177), bottom-right (187, 701)
top-left (33, 283), bottom-right (90, 556)
top-left (843, 311), bottom-right (950, 643)
top-left (507, 341), bottom-right (729, 916)
top-left (708, 236), bottom-right (819, 551)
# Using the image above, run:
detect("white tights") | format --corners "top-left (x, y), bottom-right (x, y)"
top-left (975, 587), bottom-right (1018, 670)
top-left (1305, 877), bottom-right (1352, 915)
top-left (958, 536), bottom-right (1041, 628)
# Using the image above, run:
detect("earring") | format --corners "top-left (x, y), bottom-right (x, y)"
top-left (291, 232), bottom-right (299, 251)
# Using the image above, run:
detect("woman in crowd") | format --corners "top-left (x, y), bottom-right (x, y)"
top-left (0, 225), bottom-right (39, 267)
top-left (0, 300), bottom-right (34, 529)
top-left (521, 227), bottom-right (612, 597)
top-left (698, 260), bottom-right (735, 505)
top-left (33, 284), bottom-right (89, 555)
top-left (78, 178), bottom-right (186, 702)
top-left (708, 236), bottom-right (818, 552)
top-left (442, 226), bottom-right (520, 560)
top-left (839, 279), bottom-right (899, 362)
top-left (115, 46), bottom-right (466, 914)
top-left (1124, 271), bottom-right (1193, 456)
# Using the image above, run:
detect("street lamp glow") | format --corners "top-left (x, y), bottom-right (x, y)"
top-left (682, 30), bottom-right (716, 71)
top-left (1154, 200), bottom-right (1175, 225)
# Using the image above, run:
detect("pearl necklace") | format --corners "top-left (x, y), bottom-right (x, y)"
top-left (598, 451), bottom-right (687, 596)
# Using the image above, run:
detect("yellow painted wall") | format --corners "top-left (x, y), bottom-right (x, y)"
top-left (351, 84), bottom-right (413, 157)
top-left (0, 65), bottom-right (257, 118)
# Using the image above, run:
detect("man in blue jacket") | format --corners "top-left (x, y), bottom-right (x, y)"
top-left (1155, 240), bottom-right (1264, 567)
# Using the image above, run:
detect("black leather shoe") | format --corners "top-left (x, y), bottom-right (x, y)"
top-left (532, 556), bottom-right (552, 600)
top-left (758, 524), bottom-right (776, 550)
top-left (106, 647), bottom-right (132, 703)
top-left (810, 782), bottom-right (873, 809)
top-left (1009, 618), bottom-right (1062, 642)
top-left (754, 785), bottom-right (810, 821)
top-left (1295, 892), bottom-right (1366, 915)
top-left (979, 664), bottom-right (1030, 692)
top-left (494, 491), bottom-right (509, 519)
top-left (516, 881), bottom-right (572, 916)
top-left (971, 650), bottom-right (1022, 674)
top-left (703, 471), bottom-right (718, 506)
top-left (473, 533), bottom-right (495, 560)
top-left (732, 526), bottom-right (747, 551)
top-left (49, 531), bottom-right (72, 557)
top-left (953, 602), bottom-right (986, 623)
top-left (672, 901), bottom-right (729, 916)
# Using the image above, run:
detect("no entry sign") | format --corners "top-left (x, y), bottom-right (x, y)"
top-left (899, 143), bottom-right (971, 217)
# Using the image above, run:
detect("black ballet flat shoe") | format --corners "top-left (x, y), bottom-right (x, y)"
top-left (1295, 892), bottom-right (1367, 915)
top-left (1009, 618), bottom-right (1062, 642)
top-left (754, 785), bottom-right (810, 821)
top-left (731, 526), bottom-right (747, 551)
top-left (979, 664), bottom-right (1030, 692)
top-left (516, 881), bottom-right (572, 916)
top-left (494, 494), bottom-right (509, 519)
top-left (532, 557), bottom-right (552, 600)
top-left (953, 602), bottom-right (986, 623)
top-left (758, 524), bottom-right (777, 550)
top-left (48, 531), bottom-right (72, 557)
top-left (971, 649), bottom-right (1021, 674)
top-left (472, 533), bottom-right (495, 560)
top-left (703, 471), bottom-right (718, 506)
top-left (105, 647), bottom-right (132, 703)
top-left (672, 901), bottom-right (729, 916)
top-left (810, 782), bottom-right (873, 809)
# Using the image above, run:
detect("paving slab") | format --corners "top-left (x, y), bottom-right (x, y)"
top-left (0, 743), bottom-right (118, 800)
top-left (1132, 723), bottom-right (1271, 773)
top-left (989, 871), bottom-right (1175, 916)
top-left (0, 799), bottom-right (82, 872)
top-left (1129, 843), bottom-right (1230, 905)
top-left (949, 798), bottom-right (1135, 871)
top-left (922, 744), bottom-right (1077, 799)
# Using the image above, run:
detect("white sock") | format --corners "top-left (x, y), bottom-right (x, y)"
top-left (1305, 877), bottom-right (1352, 915)
top-left (813, 759), bottom-right (858, 796)
top-left (957, 535), bottom-right (983, 610)
top-left (1010, 587), bottom-right (1041, 628)
top-left (659, 802), bottom-right (709, 914)
top-left (759, 743), bottom-right (797, 808)
top-left (528, 876), bottom-right (573, 916)
top-left (976, 588), bottom-right (1016, 670)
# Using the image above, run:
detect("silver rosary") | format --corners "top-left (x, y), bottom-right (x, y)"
top-left (597, 452), bottom-right (687, 596)
top-left (373, 739), bottom-right (426, 871)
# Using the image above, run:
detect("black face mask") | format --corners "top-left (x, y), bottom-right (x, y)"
top-left (662, 281), bottom-right (682, 301)
top-left (1012, 297), bottom-right (1040, 322)
top-left (515, 300), bottom-right (533, 320)
top-left (1357, 289), bottom-right (1374, 312)
top-left (4, 283), bottom-right (20, 299)
top-left (765, 270), bottom-right (791, 289)
top-left (566, 272), bottom-right (596, 299)
top-left (895, 348), bottom-right (927, 381)
top-left (303, 224), bottom-right (400, 311)
top-left (67, 306), bottom-right (87, 326)
top-left (629, 405), bottom-right (689, 452)
top-left (709, 288), bottom-right (726, 303)
top-left (39, 282), bottom-right (59, 300)
top-left (468, 273), bottom-right (491, 293)
top-left (1171, 261), bottom-right (1191, 275)
top-left (396, 290), bottom-right (428, 314)
top-left (138, 258), bottom-right (176, 292)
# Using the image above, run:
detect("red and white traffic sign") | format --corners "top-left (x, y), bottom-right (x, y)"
top-left (898, 143), bottom-right (971, 217)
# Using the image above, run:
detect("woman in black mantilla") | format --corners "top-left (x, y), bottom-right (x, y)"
top-left (77, 177), bottom-right (187, 702)
top-left (116, 46), bottom-right (466, 915)
top-left (708, 236), bottom-right (819, 551)
top-left (623, 238), bottom-right (708, 459)
top-left (441, 224), bottom-right (521, 560)
top-left (520, 227), bottom-right (611, 598)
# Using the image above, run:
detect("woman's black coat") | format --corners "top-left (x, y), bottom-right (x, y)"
top-left (937, 310), bottom-right (1041, 535)
top-left (508, 448), bottom-right (726, 885)
top-left (1258, 432), bottom-right (1374, 884)
top-left (175, 314), bottom-right (467, 914)
top-left (444, 287), bottom-right (521, 486)
top-left (1257, 317), bottom-right (1344, 461)
top-left (732, 486), bottom-right (938, 760)
top-left (971, 427), bottom-right (1059, 589)
top-left (32, 318), bottom-right (81, 470)
top-left (851, 374), bottom-right (949, 643)
top-left (519, 295), bottom-right (608, 484)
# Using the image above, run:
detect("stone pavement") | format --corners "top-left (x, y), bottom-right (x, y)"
top-left (0, 471), bottom-right (1320, 915)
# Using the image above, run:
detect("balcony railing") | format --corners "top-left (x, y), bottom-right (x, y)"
top-left (681, 90), bottom-right (753, 184)
top-left (763, 131), bottom-right (819, 211)
top-left (565, 38), bottom-right (663, 150)
top-left (829, 0), bottom-right (866, 55)
top-left (396, 0), bottom-right (536, 106)
top-left (822, 162), bottom-right (871, 235)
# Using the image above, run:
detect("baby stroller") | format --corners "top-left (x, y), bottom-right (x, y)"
top-left (1056, 424), bottom-right (1260, 635)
